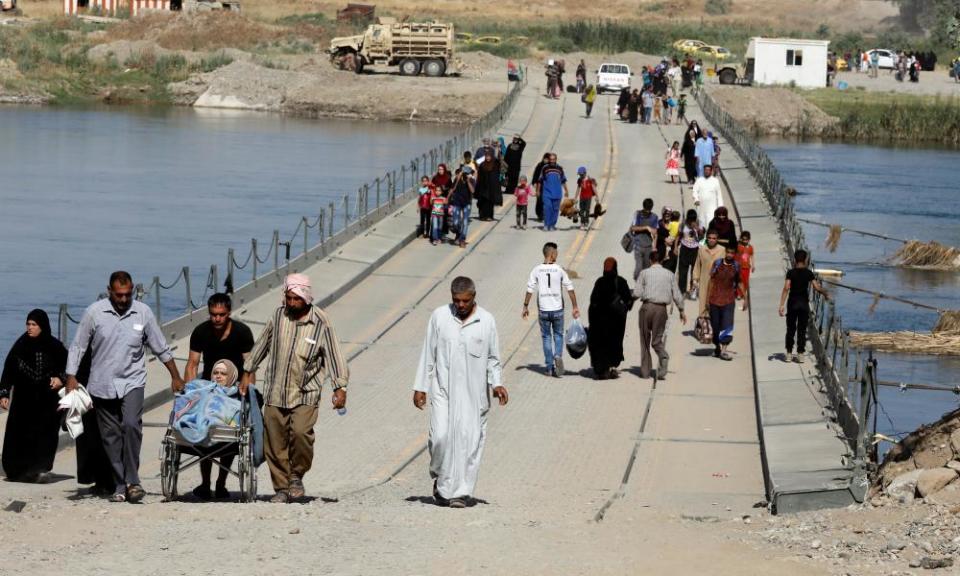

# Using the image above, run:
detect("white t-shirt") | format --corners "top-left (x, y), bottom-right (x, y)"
top-left (527, 263), bottom-right (573, 313)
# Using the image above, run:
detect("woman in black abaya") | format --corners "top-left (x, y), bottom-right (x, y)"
top-left (0, 309), bottom-right (65, 482)
top-left (587, 258), bottom-right (634, 380)
top-left (681, 129), bottom-right (698, 184)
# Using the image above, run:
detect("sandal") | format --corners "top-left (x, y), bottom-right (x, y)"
top-left (109, 492), bottom-right (126, 503)
top-left (126, 484), bottom-right (146, 503)
top-left (270, 491), bottom-right (290, 504)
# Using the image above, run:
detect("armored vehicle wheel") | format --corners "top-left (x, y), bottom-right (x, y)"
top-left (399, 58), bottom-right (421, 76)
top-left (718, 67), bottom-right (738, 85)
top-left (423, 59), bottom-right (446, 77)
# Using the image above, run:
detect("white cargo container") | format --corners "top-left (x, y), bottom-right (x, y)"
top-left (746, 37), bottom-right (830, 88)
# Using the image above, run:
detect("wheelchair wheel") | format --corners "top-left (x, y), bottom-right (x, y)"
top-left (160, 436), bottom-right (180, 501)
top-left (238, 432), bottom-right (257, 503)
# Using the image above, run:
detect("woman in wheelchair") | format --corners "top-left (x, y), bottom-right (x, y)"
top-left (192, 359), bottom-right (239, 499)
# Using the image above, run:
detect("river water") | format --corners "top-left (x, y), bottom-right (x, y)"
top-left (0, 106), bottom-right (453, 359)
top-left (762, 140), bottom-right (960, 446)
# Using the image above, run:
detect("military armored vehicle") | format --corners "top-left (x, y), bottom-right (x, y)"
top-left (329, 18), bottom-right (455, 76)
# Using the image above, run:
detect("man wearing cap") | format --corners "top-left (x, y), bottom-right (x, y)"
top-left (575, 166), bottom-right (596, 230)
top-left (242, 273), bottom-right (349, 503)
top-left (537, 153), bottom-right (568, 232)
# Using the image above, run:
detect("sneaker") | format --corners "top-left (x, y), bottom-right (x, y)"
top-left (549, 367), bottom-right (559, 378)
top-left (607, 368), bottom-right (619, 379)
top-left (288, 476), bottom-right (305, 499)
top-left (448, 497), bottom-right (467, 509)
top-left (783, 352), bottom-right (793, 363)
top-left (270, 491), bottom-right (290, 503)
top-left (720, 352), bottom-right (733, 361)
top-left (126, 484), bottom-right (146, 503)
top-left (554, 356), bottom-right (564, 376)
top-left (796, 354), bottom-right (805, 364)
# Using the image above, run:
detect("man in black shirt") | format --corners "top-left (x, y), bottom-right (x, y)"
top-left (185, 293), bottom-right (254, 382)
top-left (184, 292), bottom-right (255, 499)
top-left (778, 250), bottom-right (830, 363)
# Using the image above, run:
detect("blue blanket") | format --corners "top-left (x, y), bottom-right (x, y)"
top-left (171, 380), bottom-right (264, 466)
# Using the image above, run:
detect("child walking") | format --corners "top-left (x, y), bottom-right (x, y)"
top-left (417, 176), bottom-right (432, 239)
top-left (575, 166), bottom-right (597, 230)
top-left (665, 141), bottom-right (681, 184)
top-left (736, 231), bottom-right (755, 311)
top-left (677, 94), bottom-right (688, 124)
top-left (514, 174), bottom-right (534, 229)
top-left (778, 249), bottom-right (830, 363)
top-left (429, 186), bottom-right (447, 245)
top-left (652, 94), bottom-right (662, 124)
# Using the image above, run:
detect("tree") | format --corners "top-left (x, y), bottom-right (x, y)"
top-left (891, 0), bottom-right (960, 46)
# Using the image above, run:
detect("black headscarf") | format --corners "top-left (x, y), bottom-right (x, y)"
top-left (1, 309), bottom-right (67, 394)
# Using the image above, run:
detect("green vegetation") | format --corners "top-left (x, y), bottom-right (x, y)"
top-left (704, 0), bottom-right (732, 16)
top-left (0, 19), bottom-right (236, 105)
top-left (801, 88), bottom-right (960, 145)
top-left (459, 42), bottom-right (530, 60)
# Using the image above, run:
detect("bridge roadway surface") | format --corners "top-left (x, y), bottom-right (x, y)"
top-left (0, 88), bottom-right (829, 575)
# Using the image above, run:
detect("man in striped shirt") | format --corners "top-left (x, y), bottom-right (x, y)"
top-left (242, 273), bottom-right (349, 503)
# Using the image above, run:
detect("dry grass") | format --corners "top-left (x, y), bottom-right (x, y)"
top-left (934, 311), bottom-right (960, 335)
top-left (849, 331), bottom-right (960, 355)
top-left (103, 12), bottom-right (283, 50)
top-left (891, 240), bottom-right (960, 270)
top-left (18, 0), bottom-right (897, 30)
top-left (825, 224), bottom-right (842, 252)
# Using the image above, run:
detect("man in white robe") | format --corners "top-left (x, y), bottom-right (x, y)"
top-left (692, 164), bottom-right (723, 229)
top-left (413, 276), bottom-right (508, 508)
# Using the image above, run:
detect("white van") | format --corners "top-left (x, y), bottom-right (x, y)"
top-left (596, 63), bottom-right (631, 93)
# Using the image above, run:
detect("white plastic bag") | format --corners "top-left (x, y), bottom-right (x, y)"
top-left (565, 319), bottom-right (588, 359)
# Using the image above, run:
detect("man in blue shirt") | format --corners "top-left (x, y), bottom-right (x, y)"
top-left (66, 271), bottom-right (183, 503)
top-left (537, 153), bottom-right (568, 231)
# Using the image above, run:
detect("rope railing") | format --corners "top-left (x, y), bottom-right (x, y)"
top-left (55, 68), bottom-right (528, 347)
top-left (695, 88), bottom-right (875, 500)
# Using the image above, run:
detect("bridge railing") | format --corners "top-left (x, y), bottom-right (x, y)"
top-left (57, 69), bottom-right (528, 345)
top-left (694, 89), bottom-right (874, 499)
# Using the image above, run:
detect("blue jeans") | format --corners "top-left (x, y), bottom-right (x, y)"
top-left (543, 196), bottom-right (561, 230)
top-left (430, 214), bottom-right (443, 242)
top-left (451, 204), bottom-right (470, 242)
top-left (538, 310), bottom-right (564, 369)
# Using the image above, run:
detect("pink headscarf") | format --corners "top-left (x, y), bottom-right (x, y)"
top-left (283, 273), bottom-right (313, 304)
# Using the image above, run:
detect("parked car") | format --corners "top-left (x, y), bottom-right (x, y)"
top-left (866, 49), bottom-right (896, 69)
top-left (474, 36), bottom-right (502, 45)
top-left (596, 63), bottom-right (631, 93)
top-left (673, 39), bottom-right (708, 54)
top-left (695, 45), bottom-right (731, 60)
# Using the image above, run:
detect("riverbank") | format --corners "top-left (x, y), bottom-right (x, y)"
top-left (0, 13), bottom-right (511, 122)
top-left (706, 81), bottom-right (960, 145)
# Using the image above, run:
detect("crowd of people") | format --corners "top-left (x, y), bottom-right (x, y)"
top-left (1, 85), bottom-right (834, 511)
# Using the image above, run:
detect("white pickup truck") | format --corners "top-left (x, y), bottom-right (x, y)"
top-left (596, 63), bottom-right (631, 93)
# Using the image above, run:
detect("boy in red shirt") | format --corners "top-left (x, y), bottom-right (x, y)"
top-left (429, 186), bottom-right (447, 245)
top-left (736, 230), bottom-right (755, 311)
top-left (576, 166), bottom-right (597, 230)
top-left (514, 174), bottom-right (534, 229)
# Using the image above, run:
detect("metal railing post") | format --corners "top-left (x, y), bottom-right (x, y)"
top-left (183, 266), bottom-right (191, 312)
top-left (328, 202), bottom-right (335, 238)
top-left (226, 248), bottom-right (235, 292)
top-left (302, 217), bottom-right (309, 255)
top-left (153, 276), bottom-right (162, 324)
top-left (211, 264), bottom-right (218, 296)
top-left (343, 194), bottom-right (350, 230)
top-left (252, 238), bottom-right (259, 287)
top-left (272, 230), bottom-right (280, 272)
top-left (58, 303), bottom-right (68, 342)
top-left (375, 178), bottom-right (381, 210)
